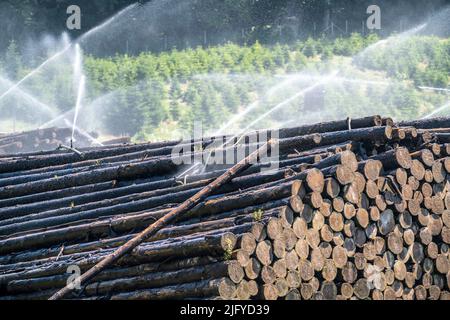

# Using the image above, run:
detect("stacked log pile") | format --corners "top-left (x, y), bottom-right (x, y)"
top-left (0, 127), bottom-right (96, 154)
top-left (0, 115), bottom-right (449, 300)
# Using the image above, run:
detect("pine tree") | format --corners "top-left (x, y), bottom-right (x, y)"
top-left (4, 40), bottom-right (22, 79)
top-left (303, 38), bottom-right (317, 58)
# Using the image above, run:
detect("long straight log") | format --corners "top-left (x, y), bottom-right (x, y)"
top-left (1, 277), bottom-right (228, 301)
top-left (0, 136), bottom-right (182, 159)
top-left (276, 115), bottom-right (382, 137)
top-left (318, 126), bottom-right (392, 147)
top-left (108, 278), bottom-right (226, 300)
top-left (398, 117), bottom-right (450, 129)
top-left (0, 157), bottom-right (146, 187)
top-left (0, 180), bottom-right (117, 208)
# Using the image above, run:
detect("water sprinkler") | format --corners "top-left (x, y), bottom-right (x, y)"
top-left (58, 142), bottom-right (83, 157)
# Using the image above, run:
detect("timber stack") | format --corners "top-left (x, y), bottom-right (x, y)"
top-left (0, 127), bottom-right (96, 154)
top-left (0, 115), bottom-right (449, 300)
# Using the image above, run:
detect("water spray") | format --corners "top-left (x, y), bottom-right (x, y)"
top-left (176, 73), bottom-right (312, 178)
top-left (71, 43), bottom-right (86, 145)
top-left (418, 86), bottom-right (450, 93)
top-left (225, 70), bottom-right (339, 149)
top-left (354, 23), bottom-right (428, 60)
top-left (418, 86), bottom-right (450, 119)
top-left (76, 3), bottom-right (139, 44)
top-left (0, 3), bottom-right (139, 104)
top-left (177, 70), bottom-right (339, 178)
top-left (63, 119), bottom-right (104, 147)
top-left (213, 74), bottom-right (306, 136)
top-left (0, 45), bottom-right (71, 103)
top-left (0, 77), bottom-right (58, 119)
top-left (421, 100), bottom-right (450, 119)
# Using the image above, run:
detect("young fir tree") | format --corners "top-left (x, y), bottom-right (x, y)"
top-left (4, 40), bottom-right (22, 79)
